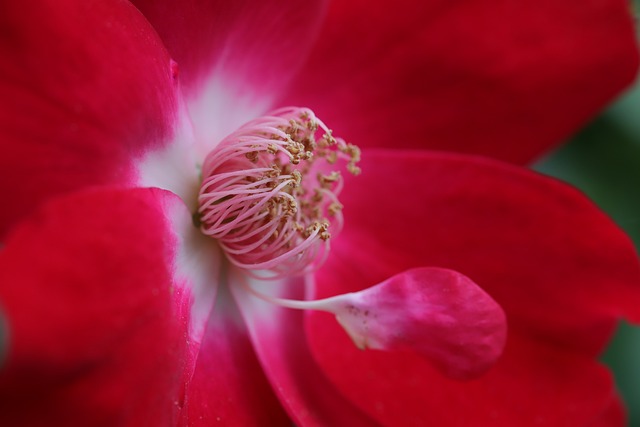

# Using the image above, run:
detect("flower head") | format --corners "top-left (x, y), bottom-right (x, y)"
top-left (198, 107), bottom-right (358, 278)
top-left (1, 1), bottom-right (640, 426)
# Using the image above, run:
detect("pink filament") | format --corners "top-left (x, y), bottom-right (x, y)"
top-left (197, 107), bottom-right (358, 279)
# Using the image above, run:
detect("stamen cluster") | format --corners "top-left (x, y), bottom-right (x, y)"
top-left (197, 107), bottom-right (360, 279)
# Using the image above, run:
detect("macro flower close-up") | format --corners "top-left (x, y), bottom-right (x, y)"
top-left (1, 0), bottom-right (640, 426)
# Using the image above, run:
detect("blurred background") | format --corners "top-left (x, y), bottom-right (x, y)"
top-left (535, 74), bottom-right (640, 425)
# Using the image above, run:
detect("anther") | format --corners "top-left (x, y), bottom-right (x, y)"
top-left (197, 107), bottom-right (360, 279)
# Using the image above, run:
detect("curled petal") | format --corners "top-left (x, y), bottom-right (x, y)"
top-left (0, 188), bottom-right (217, 426)
top-left (331, 268), bottom-right (506, 380)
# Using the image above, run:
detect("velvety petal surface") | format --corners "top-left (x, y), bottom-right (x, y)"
top-left (180, 285), bottom-right (290, 426)
top-left (0, 187), bottom-right (217, 426)
top-left (280, 0), bottom-right (639, 163)
top-left (307, 318), bottom-right (619, 427)
top-left (587, 394), bottom-right (626, 427)
top-left (325, 150), bottom-right (640, 346)
top-left (306, 149), bottom-right (640, 426)
top-left (0, 0), bottom-right (183, 239)
top-left (231, 273), bottom-right (380, 427)
top-left (131, 0), bottom-right (327, 152)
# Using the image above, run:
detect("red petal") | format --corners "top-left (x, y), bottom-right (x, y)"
top-left (161, 191), bottom-right (287, 426)
top-left (181, 285), bottom-right (290, 426)
top-left (280, 0), bottom-right (639, 163)
top-left (0, 188), bottom-right (196, 426)
top-left (131, 0), bottom-right (327, 148)
top-left (0, 0), bottom-right (182, 239)
top-left (306, 316), bottom-right (620, 426)
top-left (586, 394), bottom-right (626, 427)
top-left (303, 149), bottom-right (640, 425)
top-left (321, 150), bottom-right (640, 352)
top-left (231, 274), bottom-right (379, 427)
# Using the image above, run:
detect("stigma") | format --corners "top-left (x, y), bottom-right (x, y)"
top-left (197, 107), bottom-right (360, 279)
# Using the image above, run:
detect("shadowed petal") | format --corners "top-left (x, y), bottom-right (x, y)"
top-left (306, 316), bottom-right (620, 426)
top-left (0, 187), bottom-right (219, 426)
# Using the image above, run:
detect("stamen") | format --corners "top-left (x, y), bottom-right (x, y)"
top-left (197, 107), bottom-right (360, 279)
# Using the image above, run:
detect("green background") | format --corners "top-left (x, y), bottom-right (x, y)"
top-left (535, 68), bottom-right (640, 425)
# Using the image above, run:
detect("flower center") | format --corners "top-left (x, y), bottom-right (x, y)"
top-left (195, 108), bottom-right (506, 380)
top-left (197, 107), bottom-right (360, 279)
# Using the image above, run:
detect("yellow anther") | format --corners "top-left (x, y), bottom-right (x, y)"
top-left (284, 198), bottom-right (298, 215)
top-left (344, 143), bottom-right (361, 162)
top-left (328, 202), bottom-right (343, 215)
top-left (312, 189), bottom-right (324, 202)
top-left (245, 151), bottom-right (259, 163)
top-left (318, 171), bottom-right (341, 188)
top-left (347, 163), bottom-right (361, 176)
top-left (303, 137), bottom-right (317, 151)
top-left (318, 222), bottom-right (330, 241)
top-left (323, 131), bottom-right (336, 146)
top-left (287, 142), bottom-right (302, 155)
top-left (290, 170), bottom-right (302, 187)
top-left (267, 143), bottom-right (278, 154)
top-left (325, 151), bottom-right (338, 164)
top-left (266, 164), bottom-right (281, 178)
top-left (307, 120), bottom-right (318, 132)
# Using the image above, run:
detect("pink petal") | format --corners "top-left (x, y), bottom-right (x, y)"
top-left (231, 274), bottom-right (379, 427)
top-left (131, 0), bottom-right (328, 150)
top-left (324, 268), bottom-right (506, 380)
top-left (0, 0), bottom-right (184, 239)
top-left (280, 0), bottom-right (639, 163)
top-left (0, 187), bottom-right (211, 426)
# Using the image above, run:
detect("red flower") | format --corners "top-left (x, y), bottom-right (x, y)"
top-left (0, 1), bottom-right (639, 426)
